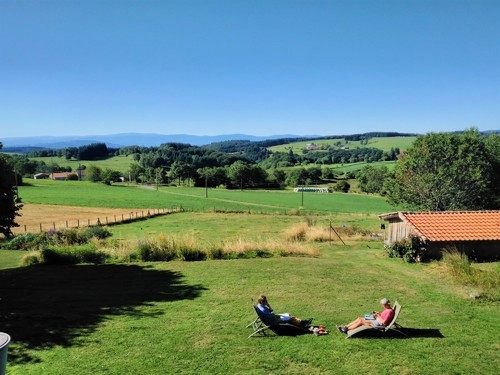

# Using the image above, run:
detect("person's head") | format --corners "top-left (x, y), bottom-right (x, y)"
top-left (257, 295), bottom-right (267, 305)
top-left (380, 298), bottom-right (391, 308)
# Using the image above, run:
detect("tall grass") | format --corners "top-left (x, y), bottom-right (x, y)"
top-left (284, 221), bottom-right (372, 242)
top-left (442, 248), bottom-right (500, 300)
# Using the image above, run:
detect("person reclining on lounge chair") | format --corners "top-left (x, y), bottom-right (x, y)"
top-left (257, 295), bottom-right (312, 327)
top-left (337, 298), bottom-right (394, 334)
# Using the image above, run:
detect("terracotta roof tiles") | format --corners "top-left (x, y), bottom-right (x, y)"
top-left (386, 211), bottom-right (500, 242)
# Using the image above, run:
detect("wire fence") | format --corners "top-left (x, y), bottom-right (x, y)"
top-left (13, 207), bottom-right (184, 234)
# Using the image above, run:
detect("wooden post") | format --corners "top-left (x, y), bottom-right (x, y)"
top-left (77, 219), bottom-right (80, 228)
top-left (40, 223), bottom-right (42, 232)
top-left (66, 220), bottom-right (68, 228)
top-left (53, 222), bottom-right (56, 231)
top-left (24, 225), bottom-right (27, 233)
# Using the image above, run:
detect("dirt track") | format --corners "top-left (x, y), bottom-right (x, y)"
top-left (13, 204), bottom-right (147, 234)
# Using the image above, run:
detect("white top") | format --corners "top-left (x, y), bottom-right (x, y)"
top-left (0, 333), bottom-right (10, 349)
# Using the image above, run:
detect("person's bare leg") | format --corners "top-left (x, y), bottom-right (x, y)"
top-left (346, 317), bottom-right (372, 331)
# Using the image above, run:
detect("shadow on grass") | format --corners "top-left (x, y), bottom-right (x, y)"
top-left (349, 328), bottom-right (444, 339)
top-left (0, 264), bottom-right (206, 364)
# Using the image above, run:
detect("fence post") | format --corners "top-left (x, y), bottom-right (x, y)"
top-left (77, 219), bottom-right (79, 228)
top-left (66, 221), bottom-right (68, 228)
top-left (24, 225), bottom-right (27, 233)
top-left (53, 222), bottom-right (56, 231)
top-left (40, 223), bottom-right (42, 232)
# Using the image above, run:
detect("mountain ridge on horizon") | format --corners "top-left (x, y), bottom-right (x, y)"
top-left (1, 132), bottom-right (320, 149)
top-left (2, 130), bottom-right (497, 150)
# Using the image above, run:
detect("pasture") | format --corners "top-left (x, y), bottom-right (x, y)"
top-left (268, 136), bottom-right (416, 153)
top-left (28, 155), bottom-right (135, 174)
top-left (18, 179), bottom-right (395, 214)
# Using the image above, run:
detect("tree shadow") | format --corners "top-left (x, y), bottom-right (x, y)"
top-left (0, 264), bottom-right (206, 363)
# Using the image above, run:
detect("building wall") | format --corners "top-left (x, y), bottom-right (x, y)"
top-left (427, 241), bottom-right (500, 261)
top-left (386, 219), bottom-right (414, 244)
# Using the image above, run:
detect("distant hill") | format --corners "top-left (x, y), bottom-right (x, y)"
top-left (1, 133), bottom-right (317, 149)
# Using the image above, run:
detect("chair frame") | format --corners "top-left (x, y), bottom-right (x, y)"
top-left (247, 304), bottom-right (310, 338)
top-left (347, 301), bottom-right (408, 338)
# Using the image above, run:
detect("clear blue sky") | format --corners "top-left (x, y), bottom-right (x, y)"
top-left (1, 0), bottom-right (499, 138)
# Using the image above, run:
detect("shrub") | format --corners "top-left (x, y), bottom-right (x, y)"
top-left (386, 236), bottom-right (424, 263)
top-left (40, 244), bottom-right (107, 265)
top-left (178, 247), bottom-right (207, 261)
top-left (84, 226), bottom-right (112, 240)
top-left (5, 233), bottom-right (46, 250)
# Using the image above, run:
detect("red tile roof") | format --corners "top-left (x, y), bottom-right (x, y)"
top-left (379, 211), bottom-right (500, 242)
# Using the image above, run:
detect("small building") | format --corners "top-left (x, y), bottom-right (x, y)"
top-left (379, 211), bottom-right (500, 261)
top-left (34, 173), bottom-right (50, 179)
top-left (50, 172), bottom-right (78, 181)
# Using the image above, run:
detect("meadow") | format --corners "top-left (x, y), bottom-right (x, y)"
top-left (2, 179), bottom-right (499, 374)
top-left (29, 155), bottom-right (135, 174)
top-left (18, 179), bottom-right (395, 214)
top-left (268, 136), bottom-right (416, 153)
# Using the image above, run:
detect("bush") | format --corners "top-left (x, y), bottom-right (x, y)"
top-left (41, 244), bottom-right (108, 265)
top-left (386, 236), bottom-right (424, 263)
top-left (178, 247), bottom-right (207, 262)
top-left (5, 233), bottom-right (46, 250)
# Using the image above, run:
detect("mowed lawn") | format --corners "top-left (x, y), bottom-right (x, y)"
top-left (1, 242), bottom-right (498, 374)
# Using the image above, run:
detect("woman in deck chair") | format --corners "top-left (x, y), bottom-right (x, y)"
top-left (337, 298), bottom-right (394, 334)
top-left (257, 295), bottom-right (312, 327)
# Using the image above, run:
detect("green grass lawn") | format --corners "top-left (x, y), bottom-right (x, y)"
top-left (19, 179), bottom-right (397, 214)
top-left (2, 241), bottom-right (498, 374)
top-left (0, 250), bottom-right (25, 270)
top-left (29, 155), bottom-right (136, 174)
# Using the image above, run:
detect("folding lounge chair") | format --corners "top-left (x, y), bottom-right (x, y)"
top-left (247, 305), bottom-right (310, 338)
top-left (347, 301), bottom-right (408, 338)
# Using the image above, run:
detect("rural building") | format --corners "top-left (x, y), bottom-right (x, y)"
top-left (33, 173), bottom-right (50, 179)
top-left (50, 172), bottom-right (78, 181)
top-left (379, 211), bottom-right (500, 261)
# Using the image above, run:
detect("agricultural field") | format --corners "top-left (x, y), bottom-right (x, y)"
top-left (268, 136), bottom-right (417, 153)
top-left (18, 179), bottom-right (396, 214)
top-left (28, 154), bottom-right (135, 174)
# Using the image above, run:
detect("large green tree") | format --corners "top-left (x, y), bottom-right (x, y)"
top-left (358, 165), bottom-right (388, 194)
top-left (385, 130), bottom-right (500, 211)
top-left (0, 142), bottom-right (23, 237)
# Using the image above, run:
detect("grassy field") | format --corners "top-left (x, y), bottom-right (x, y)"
top-left (18, 179), bottom-right (396, 214)
top-left (1, 241), bottom-right (498, 374)
top-left (2, 179), bottom-right (499, 374)
top-left (109, 211), bottom-right (381, 242)
top-left (268, 136), bottom-right (417, 153)
top-left (28, 155), bottom-right (136, 173)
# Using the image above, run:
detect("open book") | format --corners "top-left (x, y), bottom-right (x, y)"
top-left (364, 314), bottom-right (375, 320)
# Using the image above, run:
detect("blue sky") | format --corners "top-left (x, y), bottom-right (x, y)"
top-left (1, 0), bottom-right (499, 138)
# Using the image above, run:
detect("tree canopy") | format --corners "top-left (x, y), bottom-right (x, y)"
top-left (0, 142), bottom-right (23, 237)
top-left (385, 130), bottom-right (500, 211)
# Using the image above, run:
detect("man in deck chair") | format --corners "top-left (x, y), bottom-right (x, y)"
top-left (257, 295), bottom-right (312, 327)
top-left (337, 298), bottom-right (394, 334)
